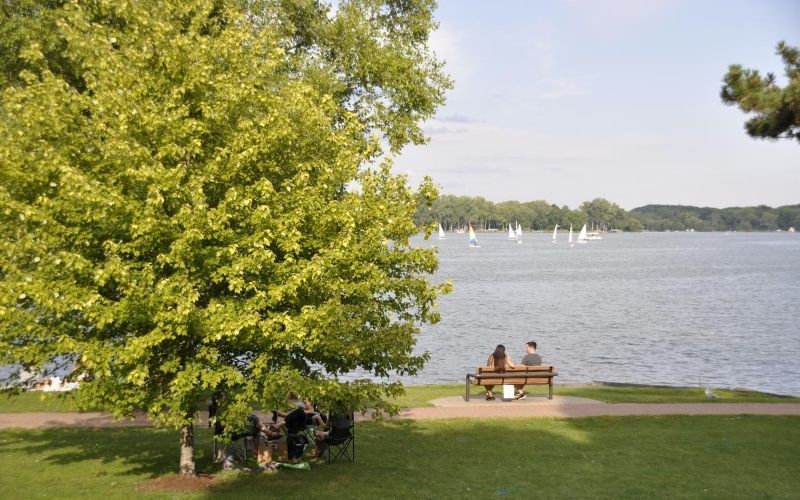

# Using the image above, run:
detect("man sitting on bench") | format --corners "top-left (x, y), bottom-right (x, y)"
top-left (514, 341), bottom-right (542, 400)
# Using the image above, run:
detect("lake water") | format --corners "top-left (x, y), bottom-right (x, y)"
top-left (407, 231), bottom-right (800, 396)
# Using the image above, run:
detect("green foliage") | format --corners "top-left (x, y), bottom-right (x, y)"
top-left (721, 41), bottom-right (800, 142)
top-left (416, 196), bottom-right (797, 233)
top-left (630, 204), bottom-right (800, 231)
top-left (415, 195), bottom-right (642, 231)
top-left (0, 0), bottom-right (450, 468)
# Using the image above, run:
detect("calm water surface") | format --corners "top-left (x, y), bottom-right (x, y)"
top-left (407, 231), bottom-right (800, 395)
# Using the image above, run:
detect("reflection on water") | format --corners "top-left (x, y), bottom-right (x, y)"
top-left (408, 231), bottom-right (800, 396)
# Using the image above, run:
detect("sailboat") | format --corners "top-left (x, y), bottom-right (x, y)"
top-left (577, 224), bottom-right (588, 244)
top-left (568, 224), bottom-right (574, 247)
top-left (438, 223), bottom-right (446, 240)
top-left (515, 222), bottom-right (522, 244)
top-left (508, 223), bottom-right (516, 240)
top-left (552, 225), bottom-right (559, 244)
top-left (468, 224), bottom-right (480, 248)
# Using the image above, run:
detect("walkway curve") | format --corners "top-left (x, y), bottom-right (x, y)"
top-left (1, 396), bottom-right (799, 429)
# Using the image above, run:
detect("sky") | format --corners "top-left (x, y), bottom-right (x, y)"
top-left (393, 0), bottom-right (800, 210)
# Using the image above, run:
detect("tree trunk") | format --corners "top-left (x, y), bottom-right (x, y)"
top-left (179, 423), bottom-right (196, 476)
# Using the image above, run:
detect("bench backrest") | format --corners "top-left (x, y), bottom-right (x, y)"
top-left (474, 365), bottom-right (554, 386)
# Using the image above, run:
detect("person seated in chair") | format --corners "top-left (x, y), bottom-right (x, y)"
top-left (282, 405), bottom-right (311, 461)
top-left (273, 397), bottom-right (327, 430)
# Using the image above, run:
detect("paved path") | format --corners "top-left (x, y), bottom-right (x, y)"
top-left (1, 396), bottom-right (799, 429)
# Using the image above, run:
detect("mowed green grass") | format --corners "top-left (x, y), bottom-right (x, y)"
top-left (391, 384), bottom-right (800, 408)
top-left (0, 391), bottom-right (86, 412)
top-left (2, 384), bottom-right (797, 413)
top-left (0, 416), bottom-right (798, 499)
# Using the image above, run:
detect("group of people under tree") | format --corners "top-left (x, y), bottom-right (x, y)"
top-left (209, 393), bottom-right (333, 467)
top-left (484, 341), bottom-right (543, 400)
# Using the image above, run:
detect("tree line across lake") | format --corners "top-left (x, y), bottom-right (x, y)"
top-left (415, 195), bottom-right (800, 232)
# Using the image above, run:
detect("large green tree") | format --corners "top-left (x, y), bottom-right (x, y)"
top-left (0, 0), bottom-right (450, 475)
top-left (721, 41), bottom-right (800, 143)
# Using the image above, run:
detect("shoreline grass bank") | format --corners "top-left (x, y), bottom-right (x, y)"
top-left (2, 384), bottom-right (798, 413)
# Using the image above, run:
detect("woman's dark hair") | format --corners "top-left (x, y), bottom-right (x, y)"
top-left (492, 344), bottom-right (506, 371)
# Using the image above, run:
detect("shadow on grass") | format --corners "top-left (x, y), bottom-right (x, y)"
top-left (204, 415), bottom-right (800, 499)
top-left (0, 426), bottom-right (220, 478)
top-left (2, 416), bottom-right (799, 499)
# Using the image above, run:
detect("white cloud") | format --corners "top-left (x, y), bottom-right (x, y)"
top-left (429, 27), bottom-right (473, 82)
top-left (559, 0), bottom-right (679, 37)
top-left (540, 76), bottom-right (593, 99)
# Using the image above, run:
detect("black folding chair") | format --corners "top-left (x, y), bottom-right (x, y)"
top-left (318, 413), bottom-right (355, 463)
top-left (212, 414), bottom-right (260, 462)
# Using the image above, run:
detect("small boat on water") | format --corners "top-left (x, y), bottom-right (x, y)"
top-left (552, 225), bottom-right (558, 244)
top-left (508, 223), bottom-right (516, 241)
top-left (586, 224), bottom-right (602, 240)
top-left (569, 224), bottom-right (574, 247)
top-left (515, 222), bottom-right (522, 244)
top-left (468, 224), bottom-right (480, 248)
top-left (577, 224), bottom-right (588, 244)
top-left (438, 223), bottom-right (446, 240)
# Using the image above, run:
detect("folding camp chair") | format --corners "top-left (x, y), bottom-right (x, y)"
top-left (318, 413), bottom-right (355, 463)
top-left (212, 414), bottom-right (260, 462)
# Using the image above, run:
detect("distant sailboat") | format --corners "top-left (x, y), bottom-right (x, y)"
top-left (468, 224), bottom-right (480, 248)
top-left (586, 223), bottom-right (603, 240)
top-left (568, 224), bottom-right (574, 247)
top-left (515, 222), bottom-right (522, 244)
top-left (508, 223), bottom-right (516, 240)
top-left (438, 223), bottom-right (446, 240)
top-left (577, 224), bottom-right (588, 244)
top-left (552, 225), bottom-right (559, 244)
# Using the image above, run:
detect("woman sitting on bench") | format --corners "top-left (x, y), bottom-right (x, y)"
top-left (484, 344), bottom-right (515, 400)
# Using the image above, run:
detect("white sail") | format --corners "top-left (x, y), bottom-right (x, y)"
top-left (552, 225), bottom-right (558, 244)
top-left (438, 223), bottom-right (446, 239)
top-left (577, 224), bottom-right (588, 243)
top-left (515, 222), bottom-right (522, 242)
top-left (568, 224), bottom-right (574, 246)
top-left (508, 223), bottom-right (516, 240)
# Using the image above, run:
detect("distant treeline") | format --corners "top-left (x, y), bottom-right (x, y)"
top-left (415, 196), bottom-right (643, 231)
top-left (415, 195), bottom-right (800, 232)
top-left (630, 204), bottom-right (800, 231)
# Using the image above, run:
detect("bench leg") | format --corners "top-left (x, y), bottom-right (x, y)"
top-left (465, 375), bottom-right (470, 402)
top-left (548, 380), bottom-right (553, 400)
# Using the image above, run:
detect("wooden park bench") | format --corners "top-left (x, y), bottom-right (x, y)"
top-left (465, 365), bottom-right (557, 401)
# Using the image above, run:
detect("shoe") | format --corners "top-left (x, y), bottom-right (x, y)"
top-left (514, 392), bottom-right (527, 400)
top-left (485, 394), bottom-right (495, 400)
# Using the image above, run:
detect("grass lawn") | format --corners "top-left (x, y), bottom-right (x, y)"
top-left (2, 384), bottom-right (797, 413)
top-left (0, 391), bottom-right (85, 412)
top-left (391, 384), bottom-right (800, 407)
top-left (0, 415), bottom-right (798, 499)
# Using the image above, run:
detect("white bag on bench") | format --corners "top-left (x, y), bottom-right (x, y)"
top-left (503, 384), bottom-right (515, 400)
